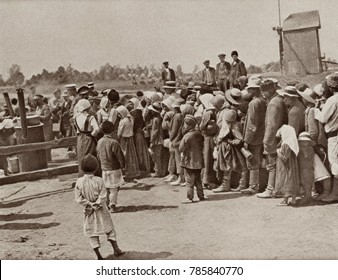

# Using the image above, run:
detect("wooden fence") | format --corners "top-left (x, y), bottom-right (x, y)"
top-left (0, 136), bottom-right (78, 185)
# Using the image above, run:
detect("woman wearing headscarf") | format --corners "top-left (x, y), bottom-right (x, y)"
top-left (74, 99), bottom-right (100, 177)
top-left (199, 94), bottom-right (219, 189)
top-left (116, 105), bottom-right (140, 180)
top-left (97, 97), bottom-right (110, 125)
top-left (127, 98), bottom-right (151, 175)
top-left (275, 125), bottom-right (300, 206)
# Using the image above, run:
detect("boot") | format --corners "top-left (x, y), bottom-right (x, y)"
top-left (213, 173), bottom-right (231, 193)
top-left (241, 170), bottom-right (259, 195)
top-left (232, 171), bottom-right (248, 191)
top-left (170, 175), bottom-right (183, 186)
top-left (257, 170), bottom-right (275, 198)
top-left (109, 240), bottom-right (125, 256)
top-left (316, 178), bottom-right (332, 201)
top-left (300, 185), bottom-right (312, 205)
top-left (93, 247), bottom-right (103, 260)
top-left (322, 178), bottom-right (338, 203)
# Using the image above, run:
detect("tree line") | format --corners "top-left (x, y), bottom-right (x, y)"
top-left (0, 61), bottom-right (281, 87)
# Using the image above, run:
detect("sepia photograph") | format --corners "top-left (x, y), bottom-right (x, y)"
top-left (1, 0), bottom-right (338, 265)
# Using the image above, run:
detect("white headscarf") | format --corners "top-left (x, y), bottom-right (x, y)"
top-left (77, 99), bottom-right (91, 113)
top-left (276, 125), bottom-right (299, 156)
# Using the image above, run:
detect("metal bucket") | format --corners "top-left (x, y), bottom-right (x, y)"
top-left (7, 155), bottom-right (20, 174)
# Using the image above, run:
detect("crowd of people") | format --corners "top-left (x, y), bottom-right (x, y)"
top-left (2, 51), bottom-right (338, 258)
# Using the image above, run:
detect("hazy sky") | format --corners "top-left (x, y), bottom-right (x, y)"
top-left (0, 0), bottom-right (337, 79)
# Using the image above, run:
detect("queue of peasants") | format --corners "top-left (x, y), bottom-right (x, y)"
top-left (2, 50), bottom-right (338, 259)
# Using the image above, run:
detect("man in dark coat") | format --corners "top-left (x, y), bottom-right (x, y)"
top-left (282, 86), bottom-right (305, 136)
top-left (161, 61), bottom-right (176, 84)
top-left (257, 79), bottom-right (288, 198)
top-left (216, 53), bottom-right (231, 93)
top-left (230, 50), bottom-right (247, 88)
top-left (60, 90), bottom-right (73, 138)
top-left (179, 115), bottom-right (205, 203)
top-left (241, 81), bottom-right (267, 195)
top-left (201, 60), bottom-right (216, 89)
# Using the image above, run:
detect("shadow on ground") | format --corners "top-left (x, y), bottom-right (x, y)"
top-left (121, 184), bottom-right (156, 191)
top-left (0, 188), bottom-right (74, 209)
top-left (206, 192), bottom-right (246, 201)
top-left (120, 205), bottom-right (178, 213)
top-left (0, 222), bottom-right (60, 230)
top-left (105, 251), bottom-right (173, 260)
top-left (0, 212), bottom-right (53, 222)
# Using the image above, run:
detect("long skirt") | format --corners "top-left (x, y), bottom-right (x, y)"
top-left (134, 129), bottom-right (151, 173)
top-left (120, 136), bottom-right (140, 180)
top-left (43, 121), bottom-right (53, 161)
top-left (203, 136), bottom-right (218, 186)
top-left (77, 133), bottom-right (97, 177)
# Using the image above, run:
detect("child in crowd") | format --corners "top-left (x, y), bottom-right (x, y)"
top-left (74, 154), bottom-right (125, 260)
top-left (97, 121), bottom-right (126, 213)
top-left (179, 115), bottom-right (205, 203)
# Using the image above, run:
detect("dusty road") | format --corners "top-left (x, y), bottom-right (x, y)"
top-left (1, 174), bottom-right (338, 260)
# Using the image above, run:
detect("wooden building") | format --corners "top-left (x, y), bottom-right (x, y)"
top-left (282, 10), bottom-right (323, 76)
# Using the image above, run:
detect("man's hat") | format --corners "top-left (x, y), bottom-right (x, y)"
top-left (81, 154), bottom-right (98, 173)
top-left (33, 94), bottom-right (44, 100)
top-left (163, 61), bottom-right (169, 65)
top-left (78, 86), bottom-right (90, 95)
top-left (298, 88), bottom-right (317, 104)
top-left (184, 115), bottom-right (197, 127)
top-left (327, 73), bottom-right (338, 89)
top-left (203, 60), bottom-right (210, 65)
top-left (225, 88), bottom-right (243, 105)
top-left (231, 50), bottom-right (238, 57)
top-left (218, 53), bottom-right (226, 58)
top-left (107, 89), bottom-right (120, 102)
top-left (295, 82), bottom-right (309, 92)
top-left (101, 88), bottom-right (110, 95)
top-left (65, 84), bottom-right (76, 89)
top-left (187, 81), bottom-right (195, 89)
top-left (245, 79), bottom-right (261, 89)
top-left (266, 78), bottom-right (281, 90)
top-left (148, 102), bottom-right (162, 114)
top-left (281, 86), bottom-right (299, 98)
top-left (260, 79), bottom-right (275, 92)
top-left (87, 82), bottom-right (96, 88)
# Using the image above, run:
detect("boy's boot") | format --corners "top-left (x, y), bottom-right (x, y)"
top-left (93, 247), bottom-right (103, 260)
top-left (109, 240), bottom-right (125, 256)
top-left (316, 178), bottom-right (332, 201)
top-left (232, 171), bottom-right (248, 192)
top-left (257, 169), bottom-right (275, 198)
top-left (241, 170), bottom-right (259, 195)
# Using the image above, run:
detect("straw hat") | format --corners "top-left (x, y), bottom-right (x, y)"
top-left (281, 86), bottom-right (299, 98)
top-left (148, 102), bottom-right (162, 114)
top-left (298, 88), bottom-right (317, 104)
top-left (225, 88), bottom-right (243, 105)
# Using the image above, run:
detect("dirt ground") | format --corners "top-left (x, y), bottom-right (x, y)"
top-left (1, 170), bottom-right (338, 260)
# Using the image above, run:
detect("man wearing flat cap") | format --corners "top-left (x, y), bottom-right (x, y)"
top-left (230, 50), bottom-right (247, 89)
top-left (216, 53), bottom-right (231, 93)
top-left (161, 61), bottom-right (176, 84)
top-left (202, 60), bottom-right (216, 90)
top-left (315, 73), bottom-right (338, 203)
top-left (257, 79), bottom-right (288, 198)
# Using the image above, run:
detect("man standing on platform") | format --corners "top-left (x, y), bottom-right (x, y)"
top-left (230, 51), bottom-right (247, 88)
top-left (216, 53), bottom-right (231, 93)
top-left (201, 60), bottom-right (216, 90)
top-left (161, 61), bottom-right (176, 84)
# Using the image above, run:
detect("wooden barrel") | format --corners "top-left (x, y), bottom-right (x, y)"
top-left (15, 124), bottom-right (48, 172)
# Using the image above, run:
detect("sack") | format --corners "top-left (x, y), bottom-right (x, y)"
top-left (205, 120), bottom-right (218, 136)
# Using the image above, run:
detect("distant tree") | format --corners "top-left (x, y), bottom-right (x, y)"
top-left (7, 64), bottom-right (25, 86)
top-left (247, 64), bottom-right (263, 74)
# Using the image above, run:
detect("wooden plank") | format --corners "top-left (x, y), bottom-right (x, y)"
top-left (0, 164), bottom-right (78, 185)
top-left (0, 136), bottom-right (77, 156)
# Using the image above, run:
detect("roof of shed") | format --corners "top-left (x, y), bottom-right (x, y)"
top-left (283, 10), bottom-right (321, 32)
